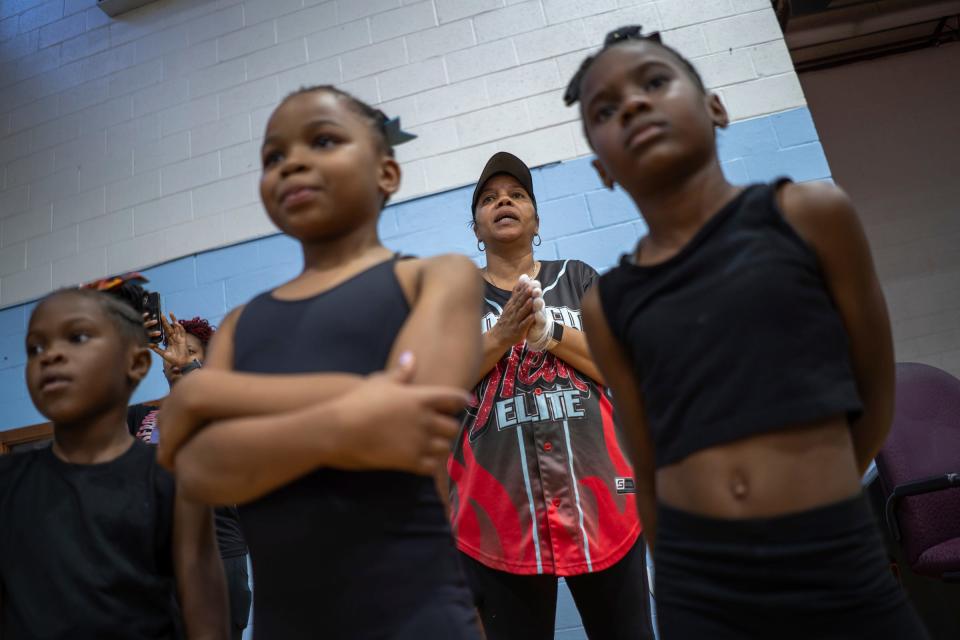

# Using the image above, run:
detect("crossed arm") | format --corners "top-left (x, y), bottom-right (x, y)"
top-left (165, 255), bottom-right (482, 505)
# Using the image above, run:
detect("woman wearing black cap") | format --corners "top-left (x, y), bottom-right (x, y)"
top-left (448, 152), bottom-right (655, 640)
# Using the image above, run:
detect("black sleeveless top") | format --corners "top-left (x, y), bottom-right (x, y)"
top-left (232, 258), bottom-right (469, 639)
top-left (597, 181), bottom-right (863, 469)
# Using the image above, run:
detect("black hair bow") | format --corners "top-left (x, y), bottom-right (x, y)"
top-left (603, 25), bottom-right (661, 46)
top-left (382, 116), bottom-right (417, 146)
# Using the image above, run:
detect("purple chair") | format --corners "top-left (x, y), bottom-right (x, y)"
top-left (876, 362), bottom-right (960, 582)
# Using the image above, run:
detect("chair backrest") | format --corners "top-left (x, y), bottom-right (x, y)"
top-left (876, 362), bottom-right (960, 566)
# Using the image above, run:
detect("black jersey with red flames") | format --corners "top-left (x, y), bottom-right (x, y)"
top-left (449, 259), bottom-right (640, 576)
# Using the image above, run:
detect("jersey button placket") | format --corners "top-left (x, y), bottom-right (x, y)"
top-left (537, 429), bottom-right (566, 571)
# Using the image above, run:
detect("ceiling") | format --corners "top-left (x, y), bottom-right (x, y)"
top-left (784, 0), bottom-right (960, 71)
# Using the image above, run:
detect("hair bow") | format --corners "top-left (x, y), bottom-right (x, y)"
top-left (603, 25), bottom-right (661, 46)
top-left (81, 272), bottom-right (149, 292)
top-left (378, 113), bottom-right (417, 146)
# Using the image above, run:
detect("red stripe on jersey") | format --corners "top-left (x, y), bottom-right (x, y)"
top-left (452, 260), bottom-right (642, 576)
top-left (600, 393), bottom-right (634, 479)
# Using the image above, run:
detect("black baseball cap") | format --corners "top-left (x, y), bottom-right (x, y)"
top-left (471, 151), bottom-right (537, 216)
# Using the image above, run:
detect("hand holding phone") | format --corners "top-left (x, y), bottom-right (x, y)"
top-left (143, 291), bottom-right (164, 345)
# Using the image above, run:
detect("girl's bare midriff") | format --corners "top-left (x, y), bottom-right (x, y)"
top-left (656, 414), bottom-right (862, 519)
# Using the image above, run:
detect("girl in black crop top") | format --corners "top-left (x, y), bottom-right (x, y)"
top-left (152, 87), bottom-right (482, 639)
top-left (562, 26), bottom-right (928, 640)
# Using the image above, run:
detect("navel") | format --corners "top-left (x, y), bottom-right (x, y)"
top-left (729, 469), bottom-right (750, 500)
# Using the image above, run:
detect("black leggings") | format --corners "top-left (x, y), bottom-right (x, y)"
top-left (654, 494), bottom-right (930, 640)
top-left (459, 537), bottom-right (655, 640)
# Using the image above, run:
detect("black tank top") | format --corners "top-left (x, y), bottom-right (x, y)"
top-left (232, 258), bottom-right (468, 639)
top-left (598, 180), bottom-right (863, 468)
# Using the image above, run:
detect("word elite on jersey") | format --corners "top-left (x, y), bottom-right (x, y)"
top-left (496, 389), bottom-right (585, 430)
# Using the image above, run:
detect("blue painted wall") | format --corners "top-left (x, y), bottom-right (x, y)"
top-left (0, 107), bottom-right (829, 639)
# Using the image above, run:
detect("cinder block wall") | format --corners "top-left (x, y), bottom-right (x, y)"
top-left (0, 3), bottom-right (819, 637)
top-left (1, 0), bottom-right (799, 308)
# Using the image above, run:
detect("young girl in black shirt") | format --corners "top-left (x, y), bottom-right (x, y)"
top-left (0, 288), bottom-right (227, 639)
top-left (153, 86), bottom-right (482, 639)
top-left (566, 26), bottom-right (928, 639)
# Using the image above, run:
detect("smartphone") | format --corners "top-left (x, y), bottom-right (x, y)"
top-left (143, 291), bottom-right (164, 345)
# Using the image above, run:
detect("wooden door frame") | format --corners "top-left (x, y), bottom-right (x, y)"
top-left (0, 422), bottom-right (53, 454)
top-left (0, 399), bottom-right (164, 454)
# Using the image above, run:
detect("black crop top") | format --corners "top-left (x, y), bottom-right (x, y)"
top-left (597, 180), bottom-right (863, 468)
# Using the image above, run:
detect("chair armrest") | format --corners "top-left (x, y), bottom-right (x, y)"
top-left (885, 473), bottom-right (960, 542)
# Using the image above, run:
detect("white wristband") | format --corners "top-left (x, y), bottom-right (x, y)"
top-left (526, 279), bottom-right (554, 352)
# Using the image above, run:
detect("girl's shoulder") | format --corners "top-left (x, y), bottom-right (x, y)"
top-left (775, 181), bottom-right (861, 255)
top-left (200, 303), bottom-right (246, 372)
top-left (0, 446), bottom-right (42, 496)
top-left (395, 253), bottom-right (478, 287)
top-left (394, 253), bottom-right (481, 307)
top-left (397, 252), bottom-right (477, 273)
top-left (777, 181), bottom-right (855, 231)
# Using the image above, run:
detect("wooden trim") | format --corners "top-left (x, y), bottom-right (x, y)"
top-left (0, 423), bottom-right (53, 454)
top-left (0, 399), bottom-right (164, 454)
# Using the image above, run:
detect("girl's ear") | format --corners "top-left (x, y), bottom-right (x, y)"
top-left (127, 345), bottom-right (152, 386)
top-left (592, 158), bottom-right (616, 190)
top-left (378, 156), bottom-right (402, 200)
top-left (707, 91), bottom-right (729, 129)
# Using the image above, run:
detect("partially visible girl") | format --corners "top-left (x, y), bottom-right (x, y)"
top-left (129, 314), bottom-right (215, 444)
top-left (0, 287), bottom-right (228, 640)
top-left (123, 301), bottom-right (252, 640)
top-left (154, 85), bottom-right (483, 639)
top-left (81, 274), bottom-right (253, 640)
top-left (568, 25), bottom-right (928, 640)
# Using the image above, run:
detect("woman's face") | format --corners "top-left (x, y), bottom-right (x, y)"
top-left (473, 174), bottom-right (539, 250)
top-left (162, 333), bottom-right (205, 386)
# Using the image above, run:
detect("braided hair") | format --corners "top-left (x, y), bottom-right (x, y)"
top-left (39, 287), bottom-right (148, 348)
top-left (280, 85), bottom-right (415, 158)
top-left (73, 272), bottom-right (150, 346)
top-left (563, 25), bottom-right (706, 107)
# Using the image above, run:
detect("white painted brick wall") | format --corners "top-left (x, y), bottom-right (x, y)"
top-left (378, 57), bottom-right (446, 101)
top-left (276, 4), bottom-right (336, 42)
top-left (371, 1), bottom-right (437, 42)
top-left (445, 39), bottom-right (517, 82)
top-left (0, 0), bottom-right (802, 307)
top-left (406, 19), bottom-right (475, 61)
top-left (52, 246), bottom-right (106, 287)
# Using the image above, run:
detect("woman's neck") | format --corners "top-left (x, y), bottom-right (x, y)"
top-left (626, 161), bottom-right (739, 253)
top-left (52, 405), bottom-right (134, 465)
top-left (484, 245), bottom-right (537, 285)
